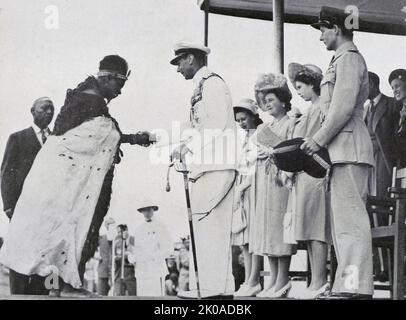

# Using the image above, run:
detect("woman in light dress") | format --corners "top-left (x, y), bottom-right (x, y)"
top-left (286, 63), bottom-right (331, 299)
top-left (241, 73), bottom-right (297, 298)
top-left (231, 98), bottom-right (263, 297)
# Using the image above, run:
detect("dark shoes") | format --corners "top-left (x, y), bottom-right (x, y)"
top-left (374, 271), bottom-right (389, 283)
top-left (316, 291), bottom-right (373, 300)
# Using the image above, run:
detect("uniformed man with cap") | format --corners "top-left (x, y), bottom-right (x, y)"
top-left (300, 6), bottom-right (374, 299)
top-left (128, 198), bottom-right (172, 296)
top-left (388, 68), bottom-right (406, 168)
top-left (170, 43), bottom-right (237, 298)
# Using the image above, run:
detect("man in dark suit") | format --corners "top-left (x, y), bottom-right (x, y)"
top-left (364, 72), bottom-right (399, 282)
top-left (0, 96), bottom-right (54, 295)
top-left (365, 72), bottom-right (399, 197)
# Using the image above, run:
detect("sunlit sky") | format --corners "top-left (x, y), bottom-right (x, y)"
top-left (0, 0), bottom-right (405, 240)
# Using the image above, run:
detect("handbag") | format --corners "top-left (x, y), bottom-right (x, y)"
top-left (231, 199), bottom-right (248, 234)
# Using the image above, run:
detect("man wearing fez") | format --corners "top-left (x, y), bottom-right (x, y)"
top-left (170, 43), bottom-right (237, 298)
top-left (1, 97), bottom-right (54, 294)
top-left (0, 55), bottom-right (153, 296)
top-left (301, 7), bottom-right (374, 299)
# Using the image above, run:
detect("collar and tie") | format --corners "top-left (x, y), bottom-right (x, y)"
top-left (399, 106), bottom-right (406, 135)
top-left (365, 99), bottom-right (375, 128)
top-left (40, 129), bottom-right (48, 144)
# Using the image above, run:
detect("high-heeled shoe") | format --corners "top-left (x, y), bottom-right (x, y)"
top-left (256, 285), bottom-right (275, 298)
top-left (233, 283), bottom-right (248, 297)
top-left (265, 281), bottom-right (292, 298)
top-left (236, 283), bottom-right (262, 297)
top-left (303, 283), bottom-right (329, 300)
top-left (291, 287), bottom-right (310, 299)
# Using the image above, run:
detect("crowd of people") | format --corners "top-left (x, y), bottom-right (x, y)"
top-left (168, 6), bottom-right (406, 300)
top-left (228, 11), bottom-right (405, 300)
top-left (81, 218), bottom-right (190, 297)
top-left (0, 6), bottom-right (405, 300)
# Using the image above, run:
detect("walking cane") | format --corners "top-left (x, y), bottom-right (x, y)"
top-left (120, 232), bottom-right (126, 296)
top-left (167, 157), bottom-right (201, 299)
top-left (111, 237), bottom-right (115, 296)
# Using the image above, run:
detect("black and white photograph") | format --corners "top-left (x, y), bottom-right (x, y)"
top-left (0, 0), bottom-right (405, 312)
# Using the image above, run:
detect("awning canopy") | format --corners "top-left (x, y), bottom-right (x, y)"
top-left (198, 0), bottom-right (406, 36)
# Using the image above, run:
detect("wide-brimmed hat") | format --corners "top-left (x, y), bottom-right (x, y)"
top-left (254, 73), bottom-right (292, 104)
top-left (170, 42), bottom-right (211, 65)
top-left (303, 146), bottom-right (332, 178)
top-left (104, 217), bottom-right (116, 225)
top-left (137, 197), bottom-right (159, 212)
top-left (233, 98), bottom-right (259, 115)
top-left (273, 138), bottom-right (332, 178)
top-left (288, 63), bottom-right (323, 89)
top-left (273, 138), bottom-right (307, 173)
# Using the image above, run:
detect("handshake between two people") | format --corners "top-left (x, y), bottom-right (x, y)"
top-left (123, 131), bottom-right (157, 147)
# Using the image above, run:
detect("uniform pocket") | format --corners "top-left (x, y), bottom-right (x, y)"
top-left (320, 66), bottom-right (336, 86)
top-left (320, 68), bottom-right (336, 108)
top-left (341, 118), bottom-right (355, 132)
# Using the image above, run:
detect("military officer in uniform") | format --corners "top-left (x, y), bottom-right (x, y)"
top-left (170, 43), bottom-right (237, 298)
top-left (301, 7), bottom-right (374, 299)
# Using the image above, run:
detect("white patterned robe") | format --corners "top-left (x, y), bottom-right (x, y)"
top-left (0, 116), bottom-right (120, 288)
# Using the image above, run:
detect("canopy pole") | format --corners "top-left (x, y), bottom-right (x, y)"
top-left (273, 0), bottom-right (284, 73)
top-left (204, 0), bottom-right (210, 65)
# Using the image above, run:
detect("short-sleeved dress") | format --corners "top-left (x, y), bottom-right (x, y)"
top-left (289, 102), bottom-right (331, 243)
top-left (249, 115), bottom-right (297, 257)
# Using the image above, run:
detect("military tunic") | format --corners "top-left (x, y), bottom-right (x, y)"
top-left (184, 66), bottom-right (237, 297)
top-left (311, 41), bottom-right (374, 295)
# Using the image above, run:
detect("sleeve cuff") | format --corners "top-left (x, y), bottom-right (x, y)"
top-left (312, 132), bottom-right (327, 148)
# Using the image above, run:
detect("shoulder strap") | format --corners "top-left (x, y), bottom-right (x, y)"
top-left (331, 49), bottom-right (360, 65)
top-left (203, 72), bottom-right (224, 81)
top-left (197, 73), bottom-right (224, 94)
top-left (191, 72), bottom-right (224, 107)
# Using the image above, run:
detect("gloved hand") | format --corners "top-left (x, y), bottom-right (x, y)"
top-left (4, 208), bottom-right (13, 219)
top-left (126, 131), bottom-right (154, 147)
top-left (170, 143), bottom-right (191, 162)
